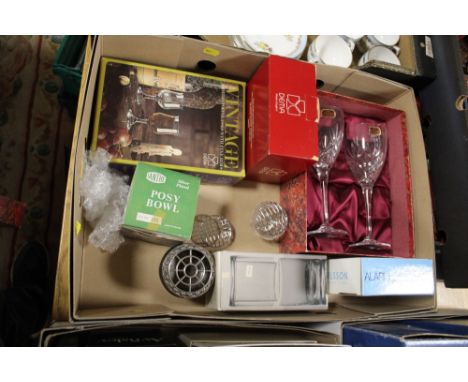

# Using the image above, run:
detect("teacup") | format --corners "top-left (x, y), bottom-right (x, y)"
top-left (358, 35), bottom-right (401, 55)
top-left (307, 35), bottom-right (353, 68)
top-left (339, 35), bottom-right (364, 52)
top-left (358, 45), bottom-right (401, 66)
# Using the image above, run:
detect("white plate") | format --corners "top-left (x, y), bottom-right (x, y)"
top-left (231, 35), bottom-right (307, 59)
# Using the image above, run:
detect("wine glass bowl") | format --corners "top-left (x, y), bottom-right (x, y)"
top-left (346, 124), bottom-right (387, 187)
top-left (345, 122), bottom-right (391, 251)
top-left (307, 105), bottom-right (348, 239)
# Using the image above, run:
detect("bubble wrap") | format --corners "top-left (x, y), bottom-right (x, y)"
top-left (80, 148), bottom-right (130, 253)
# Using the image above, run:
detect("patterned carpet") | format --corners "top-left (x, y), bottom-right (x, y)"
top-left (0, 36), bottom-right (74, 288)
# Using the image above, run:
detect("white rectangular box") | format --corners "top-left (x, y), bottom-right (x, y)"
top-left (208, 251), bottom-right (328, 311)
top-left (328, 258), bottom-right (435, 296)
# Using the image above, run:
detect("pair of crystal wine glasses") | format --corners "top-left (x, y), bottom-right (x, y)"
top-left (307, 104), bottom-right (391, 251)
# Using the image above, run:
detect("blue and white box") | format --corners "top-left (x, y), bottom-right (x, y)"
top-left (328, 258), bottom-right (434, 296)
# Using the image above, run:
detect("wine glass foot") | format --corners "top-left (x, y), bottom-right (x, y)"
top-left (307, 225), bottom-right (348, 239)
top-left (347, 238), bottom-right (391, 251)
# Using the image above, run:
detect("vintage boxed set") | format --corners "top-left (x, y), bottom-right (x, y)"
top-left (51, 36), bottom-right (437, 330)
top-left (91, 57), bottom-right (246, 184)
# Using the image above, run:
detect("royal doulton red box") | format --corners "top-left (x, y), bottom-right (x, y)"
top-left (280, 91), bottom-right (414, 258)
top-left (246, 55), bottom-right (319, 183)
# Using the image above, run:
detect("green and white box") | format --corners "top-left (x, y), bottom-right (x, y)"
top-left (122, 163), bottom-right (200, 245)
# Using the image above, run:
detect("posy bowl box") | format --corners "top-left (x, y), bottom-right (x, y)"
top-left (92, 57), bottom-right (246, 184)
top-left (122, 163), bottom-right (200, 245)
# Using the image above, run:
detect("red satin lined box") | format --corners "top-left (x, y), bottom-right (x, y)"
top-left (246, 55), bottom-right (319, 183)
top-left (280, 91), bottom-right (414, 258)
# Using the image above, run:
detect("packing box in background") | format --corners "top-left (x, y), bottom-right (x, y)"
top-left (358, 35), bottom-right (436, 90)
top-left (65, 36), bottom-right (436, 324)
top-left (246, 55), bottom-right (319, 183)
top-left (122, 163), bottom-right (200, 245)
top-left (280, 90), bottom-right (414, 258)
top-left (40, 320), bottom-right (340, 347)
top-left (328, 258), bottom-right (434, 296)
top-left (342, 322), bottom-right (468, 347)
top-left (92, 57), bottom-right (246, 184)
top-left (202, 35), bottom-right (437, 90)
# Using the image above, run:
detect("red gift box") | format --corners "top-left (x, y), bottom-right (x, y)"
top-left (246, 55), bottom-right (319, 183)
top-left (280, 91), bottom-right (414, 258)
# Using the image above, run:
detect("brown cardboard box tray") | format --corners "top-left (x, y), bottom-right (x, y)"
top-left (67, 35), bottom-right (436, 324)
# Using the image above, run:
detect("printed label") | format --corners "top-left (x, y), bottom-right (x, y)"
top-left (203, 47), bottom-right (220, 57)
top-left (369, 125), bottom-right (382, 137)
top-left (275, 92), bottom-right (306, 117)
top-left (329, 271), bottom-right (348, 281)
top-left (245, 264), bottom-right (253, 278)
top-left (425, 36), bottom-right (434, 59)
top-left (248, 92), bottom-right (255, 150)
top-left (146, 172), bottom-right (167, 184)
top-left (136, 213), bottom-right (162, 225)
top-left (258, 166), bottom-right (288, 177)
top-left (203, 153), bottom-right (219, 168)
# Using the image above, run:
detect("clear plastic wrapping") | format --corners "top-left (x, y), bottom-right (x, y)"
top-left (80, 148), bottom-right (129, 253)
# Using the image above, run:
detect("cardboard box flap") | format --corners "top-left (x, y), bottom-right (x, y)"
top-left (169, 304), bottom-right (371, 323)
top-left (75, 304), bottom-right (173, 320)
top-left (337, 297), bottom-right (435, 318)
top-left (72, 37), bottom-right (105, 321)
top-left (101, 35), bottom-right (265, 82)
top-left (41, 319), bottom-right (340, 346)
top-left (319, 66), bottom-right (410, 104)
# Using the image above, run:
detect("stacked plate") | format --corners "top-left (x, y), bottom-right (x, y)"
top-left (230, 35), bottom-right (307, 59)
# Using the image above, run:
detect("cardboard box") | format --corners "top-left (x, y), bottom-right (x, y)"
top-left (246, 55), bottom-right (319, 183)
top-left (342, 322), bottom-right (468, 346)
top-left (39, 320), bottom-right (340, 347)
top-left (280, 90), bottom-right (414, 258)
top-left (357, 35), bottom-right (436, 90)
top-left (67, 36), bottom-right (437, 324)
top-left (328, 258), bottom-right (434, 296)
top-left (122, 163), bottom-right (200, 245)
top-left (403, 317), bottom-right (468, 336)
top-left (92, 57), bottom-right (246, 184)
top-left (203, 35), bottom-right (437, 90)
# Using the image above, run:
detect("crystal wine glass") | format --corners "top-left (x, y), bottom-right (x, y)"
top-left (345, 121), bottom-right (391, 250)
top-left (136, 86), bottom-right (184, 109)
top-left (125, 109), bottom-right (180, 135)
top-left (307, 105), bottom-right (347, 239)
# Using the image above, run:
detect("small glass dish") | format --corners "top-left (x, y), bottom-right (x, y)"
top-left (251, 201), bottom-right (288, 241)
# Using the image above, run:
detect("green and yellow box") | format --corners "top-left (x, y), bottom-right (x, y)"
top-left (122, 163), bottom-right (200, 245)
top-left (92, 57), bottom-right (246, 184)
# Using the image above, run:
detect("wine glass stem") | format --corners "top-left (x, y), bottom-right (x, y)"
top-left (318, 170), bottom-right (331, 225)
top-left (362, 185), bottom-right (374, 240)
